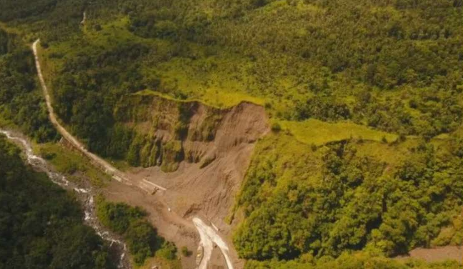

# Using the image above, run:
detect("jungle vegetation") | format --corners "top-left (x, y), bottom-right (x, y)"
top-left (0, 0), bottom-right (462, 268)
top-left (0, 28), bottom-right (57, 142)
top-left (96, 197), bottom-right (177, 265)
top-left (0, 135), bottom-right (114, 269)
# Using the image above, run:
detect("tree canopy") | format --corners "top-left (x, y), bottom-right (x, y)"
top-left (0, 135), bottom-right (114, 269)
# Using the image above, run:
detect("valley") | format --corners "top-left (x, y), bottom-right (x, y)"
top-left (0, 0), bottom-right (462, 269)
top-left (33, 38), bottom-right (244, 269)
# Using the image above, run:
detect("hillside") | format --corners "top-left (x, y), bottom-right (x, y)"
top-left (0, 0), bottom-right (462, 268)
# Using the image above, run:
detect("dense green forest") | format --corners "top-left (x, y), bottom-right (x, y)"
top-left (96, 197), bottom-right (177, 265)
top-left (233, 134), bottom-right (463, 261)
top-left (0, 28), bottom-right (57, 142)
top-left (0, 135), bottom-right (113, 268)
top-left (245, 252), bottom-right (463, 269)
top-left (0, 0), bottom-right (462, 268)
top-left (1, 0), bottom-right (461, 156)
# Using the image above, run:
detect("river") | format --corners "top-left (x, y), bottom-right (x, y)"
top-left (0, 129), bottom-right (130, 269)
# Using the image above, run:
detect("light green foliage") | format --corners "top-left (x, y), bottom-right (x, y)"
top-left (245, 251), bottom-right (463, 269)
top-left (280, 119), bottom-right (398, 146)
top-left (2, 0), bottom-right (459, 149)
top-left (234, 134), bottom-right (463, 261)
top-left (156, 241), bottom-right (177, 261)
top-left (160, 140), bottom-right (183, 172)
top-left (37, 143), bottom-right (110, 186)
top-left (1, 1), bottom-right (462, 267)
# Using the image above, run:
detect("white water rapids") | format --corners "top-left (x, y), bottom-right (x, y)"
top-left (0, 129), bottom-right (130, 268)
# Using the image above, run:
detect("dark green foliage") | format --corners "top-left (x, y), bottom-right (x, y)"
top-left (96, 197), bottom-right (147, 234)
top-left (129, 12), bottom-right (179, 40)
top-left (96, 197), bottom-right (176, 265)
top-left (0, 0), bottom-right (83, 43)
top-left (125, 220), bottom-right (159, 265)
top-left (295, 96), bottom-right (351, 122)
top-left (0, 30), bottom-right (57, 142)
top-left (51, 42), bottom-right (149, 154)
top-left (105, 124), bottom-right (135, 160)
top-left (0, 28), bottom-right (13, 55)
top-left (271, 122), bottom-right (281, 132)
top-left (0, 136), bottom-right (113, 269)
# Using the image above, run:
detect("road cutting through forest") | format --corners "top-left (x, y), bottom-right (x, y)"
top-left (32, 39), bottom-right (233, 269)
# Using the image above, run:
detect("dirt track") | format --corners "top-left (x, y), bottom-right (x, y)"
top-left (33, 39), bottom-right (130, 185)
top-left (396, 246), bottom-right (463, 264)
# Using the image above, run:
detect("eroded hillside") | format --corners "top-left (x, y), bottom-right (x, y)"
top-left (1, 0), bottom-right (462, 268)
top-left (113, 92), bottom-right (269, 173)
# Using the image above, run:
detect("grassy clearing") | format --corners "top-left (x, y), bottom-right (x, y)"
top-left (135, 89), bottom-right (263, 108)
top-left (34, 142), bottom-right (110, 187)
top-left (153, 54), bottom-right (266, 108)
top-left (280, 119), bottom-right (399, 146)
top-left (353, 140), bottom-right (417, 168)
top-left (83, 16), bottom-right (145, 48)
top-left (75, 15), bottom-right (267, 108)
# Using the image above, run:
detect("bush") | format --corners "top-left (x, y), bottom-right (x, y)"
top-left (271, 122), bottom-right (282, 132)
top-left (96, 197), bottom-right (173, 265)
top-left (126, 220), bottom-right (159, 265)
top-left (157, 241), bottom-right (177, 260)
top-left (96, 196), bottom-right (146, 234)
top-left (181, 246), bottom-right (192, 257)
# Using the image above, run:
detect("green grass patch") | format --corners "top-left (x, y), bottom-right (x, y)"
top-left (135, 89), bottom-right (264, 108)
top-left (35, 142), bottom-right (110, 187)
top-left (280, 119), bottom-right (398, 146)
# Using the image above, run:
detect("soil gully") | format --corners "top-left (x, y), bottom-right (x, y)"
top-left (0, 129), bottom-right (130, 269)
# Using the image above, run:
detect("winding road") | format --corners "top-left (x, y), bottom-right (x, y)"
top-left (32, 39), bottom-right (234, 269)
top-left (33, 39), bottom-right (131, 185)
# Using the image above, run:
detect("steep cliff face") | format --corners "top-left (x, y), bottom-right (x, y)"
top-left (108, 94), bottom-right (269, 268)
top-left (114, 94), bottom-right (269, 172)
top-left (113, 94), bottom-right (268, 242)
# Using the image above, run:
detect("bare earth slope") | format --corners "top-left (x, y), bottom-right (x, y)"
top-left (33, 39), bottom-right (269, 269)
top-left (118, 92), bottom-right (270, 268)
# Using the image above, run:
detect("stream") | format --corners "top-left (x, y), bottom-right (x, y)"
top-left (0, 129), bottom-right (130, 269)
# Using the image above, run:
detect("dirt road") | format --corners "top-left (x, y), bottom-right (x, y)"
top-left (33, 39), bottom-right (132, 185)
top-left (32, 39), bottom-right (234, 269)
top-left (193, 218), bottom-right (234, 269)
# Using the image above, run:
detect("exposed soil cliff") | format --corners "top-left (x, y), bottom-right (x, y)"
top-left (115, 94), bottom-right (269, 266)
top-left (115, 95), bottom-right (269, 173)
